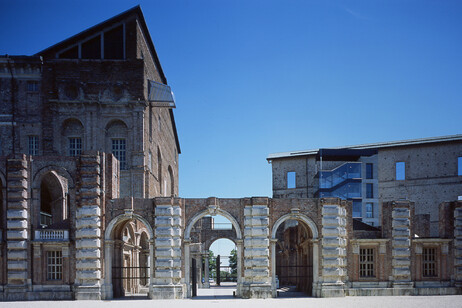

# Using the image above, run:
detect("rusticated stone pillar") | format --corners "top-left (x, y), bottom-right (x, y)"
top-left (241, 197), bottom-right (271, 298)
top-left (6, 155), bottom-right (29, 296)
top-left (75, 152), bottom-right (103, 300)
top-left (152, 197), bottom-right (185, 299)
top-left (454, 202), bottom-right (462, 287)
top-left (320, 199), bottom-right (347, 297)
top-left (391, 201), bottom-right (413, 291)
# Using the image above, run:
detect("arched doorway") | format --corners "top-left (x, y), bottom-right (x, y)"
top-left (103, 213), bottom-right (153, 299)
top-left (271, 213), bottom-right (319, 297)
top-left (184, 210), bottom-right (243, 298)
top-left (207, 238), bottom-right (237, 289)
top-left (39, 171), bottom-right (67, 228)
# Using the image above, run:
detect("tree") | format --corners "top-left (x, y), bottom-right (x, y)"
top-left (206, 250), bottom-right (216, 279)
top-left (229, 248), bottom-right (237, 276)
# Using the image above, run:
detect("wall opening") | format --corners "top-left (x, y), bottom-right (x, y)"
top-left (111, 218), bottom-right (151, 299)
top-left (275, 219), bottom-right (313, 297)
top-left (39, 172), bottom-right (67, 228)
top-left (187, 213), bottom-right (240, 299)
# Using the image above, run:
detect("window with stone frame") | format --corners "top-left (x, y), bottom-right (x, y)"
top-left (112, 138), bottom-right (127, 170)
top-left (28, 135), bottom-right (39, 155)
top-left (359, 248), bottom-right (375, 278)
top-left (422, 247), bottom-right (437, 277)
top-left (69, 137), bottom-right (82, 157)
top-left (47, 250), bottom-right (63, 280)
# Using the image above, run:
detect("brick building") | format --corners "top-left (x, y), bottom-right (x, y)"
top-left (267, 135), bottom-right (462, 234)
top-left (0, 5), bottom-right (461, 302)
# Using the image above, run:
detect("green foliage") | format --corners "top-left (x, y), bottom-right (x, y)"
top-left (229, 248), bottom-right (237, 275)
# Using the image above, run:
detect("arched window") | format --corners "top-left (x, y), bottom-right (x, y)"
top-left (40, 172), bottom-right (67, 228)
top-left (168, 165), bottom-right (174, 197)
top-left (62, 118), bottom-right (84, 157)
top-left (106, 120), bottom-right (128, 170)
top-left (157, 147), bottom-right (163, 195)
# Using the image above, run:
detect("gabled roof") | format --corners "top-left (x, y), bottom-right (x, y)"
top-left (35, 5), bottom-right (167, 83)
top-left (267, 134), bottom-right (462, 161)
top-left (35, 5), bottom-right (181, 153)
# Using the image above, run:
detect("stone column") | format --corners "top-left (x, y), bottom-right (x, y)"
top-left (391, 201), bottom-right (413, 292)
top-left (102, 240), bottom-right (114, 299)
top-left (152, 197), bottom-right (185, 299)
top-left (75, 152), bottom-right (103, 300)
top-left (242, 197), bottom-right (271, 298)
top-left (204, 251), bottom-right (210, 288)
top-left (454, 203), bottom-right (462, 287)
top-left (6, 154), bottom-right (29, 297)
top-left (320, 200), bottom-right (347, 297)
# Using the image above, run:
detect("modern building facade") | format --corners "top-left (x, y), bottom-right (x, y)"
top-left (0, 6), bottom-right (461, 302)
top-left (267, 135), bottom-right (462, 235)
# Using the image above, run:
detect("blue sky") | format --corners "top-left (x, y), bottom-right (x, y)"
top-left (1, 0), bottom-right (461, 199)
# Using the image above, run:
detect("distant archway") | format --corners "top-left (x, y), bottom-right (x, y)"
top-left (184, 209), bottom-right (243, 298)
top-left (103, 213), bottom-right (153, 299)
top-left (271, 213), bottom-right (319, 297)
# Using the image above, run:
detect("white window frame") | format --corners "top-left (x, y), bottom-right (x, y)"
top-left (47, 250), bottom-right (63, 280)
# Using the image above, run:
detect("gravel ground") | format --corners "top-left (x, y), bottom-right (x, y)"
top-left (0, 295), bottom-right (461, 308)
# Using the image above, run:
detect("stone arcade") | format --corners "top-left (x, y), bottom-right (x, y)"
top-left (0, 6), bottom-right (461, 301)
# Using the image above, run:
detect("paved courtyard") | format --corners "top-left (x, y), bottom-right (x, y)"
top-left (0, 284), bottom-right (461, 308)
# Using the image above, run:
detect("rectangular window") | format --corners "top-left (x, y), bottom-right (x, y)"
top-left (112, 138), bottom-right (126, 170)
top-left (458, 157), bottom-right (462, 176)
top-left (69, 137), bottom-right (82, 157)
top-left (28, 135), bottom-right (39, 155)
top-left (366, 163), bottom-right (373, 179)
top-left (47, 250), bottom-right (63, 280)
top-left (287, 171), bottom-right (296, 189)
top-left (366, 203), bottom-right (373, 218)
top-left (366, 183), bottom-right (373, 198)
top-left (396, 162), bottom-right (405, 180)
top-left (359, 248), bottom-right (375, 278)
top-left (27, 80), bottom-right (39, 92)
top-left (353, 200), bottom-right (362, 218)
top-left (422, 247), bottom-right (437, 277)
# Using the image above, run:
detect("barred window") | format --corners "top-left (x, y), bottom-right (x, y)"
top-left (112, 138), bottom-right (126, 170)
top-left (423, 247), bottom-right (437, 277)
top-left (359, 248), bottom-right (375, 278)
top-left (69, 137), bottom-right (82, 157)
top-left (47, 251), bottom-right (63, 280)
top-left (28, 135), bottom-right (39, 155)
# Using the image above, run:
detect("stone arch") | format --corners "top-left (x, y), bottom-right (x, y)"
top-left (61, 118), bottom-right (84, 156)
top-left (270, 212), bottom-right (319, 297)
top-left (103, 212), bottom-right (154, 299)
top-left (33, 169), bottom-right (70, 228)
top-left (184, 208), bottom-right (243, 298)
top-left (185, 208), bottom-right (242, 240)
top-left (271, 213), bottom-right (319, 239)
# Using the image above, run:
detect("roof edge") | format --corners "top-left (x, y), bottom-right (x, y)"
top-left (267, 134), bottom-right (462, 161)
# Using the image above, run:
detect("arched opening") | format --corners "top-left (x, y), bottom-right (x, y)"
top-left (105, 119), bottom-right (128, 171)
top-left (157, 147), bottom-right (163, 196)
top-left (275, 219), bottom-right (312, 296)
top-left (168, 165), bottom-right (174, 197)
top-left (208, 238), bottom-right (237, 287)
top-left (62, 118), bottom-right (84, 157)
top-left (105, 215), bottom-right (153, 299)
top-left (185, 210), bottom-right (242, 299)
top-left (39, 172), bottom-right (67, 228)
top-left (272, 215), bottom-right (318, 298)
